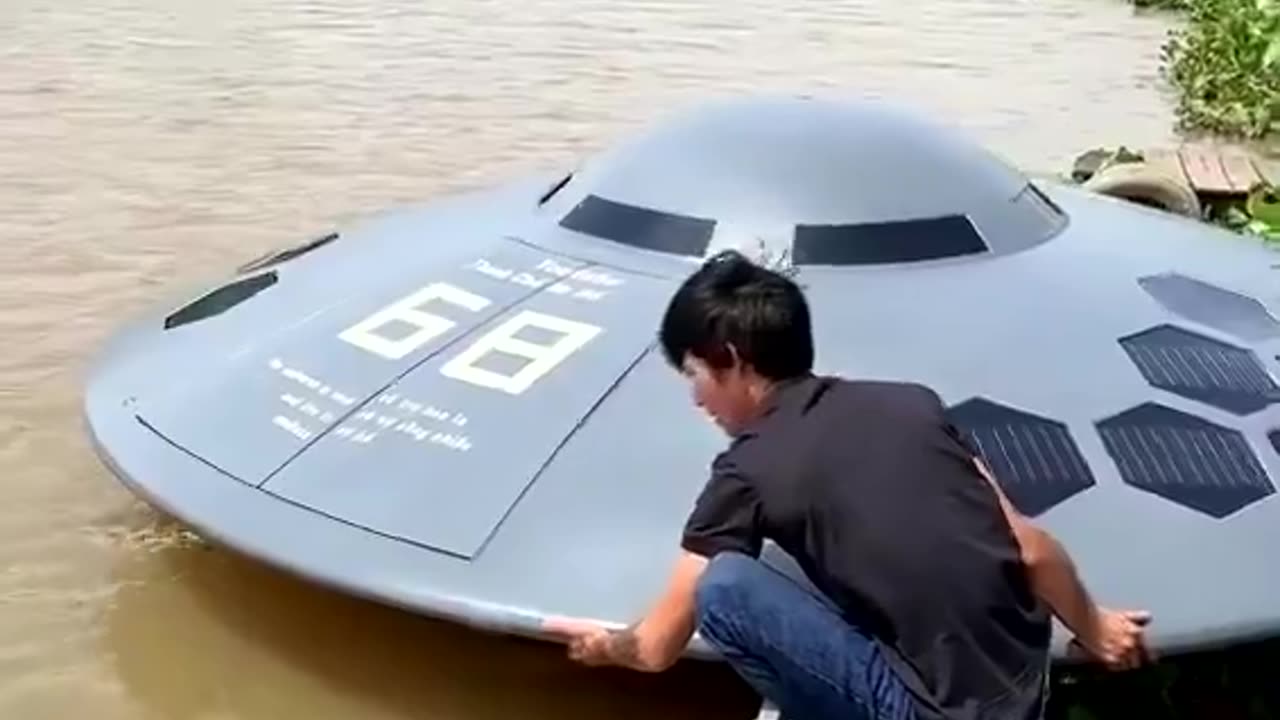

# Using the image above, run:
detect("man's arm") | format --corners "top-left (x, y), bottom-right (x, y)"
top-left (971, 457), bottom-right (1152, 670)
top-left (547, 450), bottom-right (758, 672)
top-left (971, 458), bottom-right (1099, 635)
top-left (544, 549), bottom-right (708, 672)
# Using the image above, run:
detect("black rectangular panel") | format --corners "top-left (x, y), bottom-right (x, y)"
top-left (559, 195), bottom-right (714, 257)
top-left (794, 215), bottom-right (987, 265)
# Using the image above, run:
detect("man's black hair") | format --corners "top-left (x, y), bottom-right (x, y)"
top-left (659, 249), bottom-right (813, 380)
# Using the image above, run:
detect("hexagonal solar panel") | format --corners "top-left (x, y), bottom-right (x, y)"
top-left (1096, 403), bottom-right (1276, 518)
top-left (945, 397), bottom-right (1096, 516)
top-left (1118, 324), bottom-right (1280, 415)
top-left (1138, 273), bottom-right (1280, 342)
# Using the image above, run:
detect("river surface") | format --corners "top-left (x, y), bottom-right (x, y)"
top-left (0, 1), bottom-right (1188, 717)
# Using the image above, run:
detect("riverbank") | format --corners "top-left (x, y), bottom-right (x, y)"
top-left (1046, 8), bottom-right (1279, 717)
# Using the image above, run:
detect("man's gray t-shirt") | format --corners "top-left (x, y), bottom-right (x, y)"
top-left (681, 374), bottom-right (1051, 720)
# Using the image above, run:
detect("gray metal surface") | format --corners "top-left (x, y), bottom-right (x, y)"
top-left (82, 95), bottom-right (1280, 661)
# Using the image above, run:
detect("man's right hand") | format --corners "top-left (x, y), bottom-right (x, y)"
top-left (1071, 608), bottom-right (1154, 671)
top-left (970, 456), bottom-right (1157, 673)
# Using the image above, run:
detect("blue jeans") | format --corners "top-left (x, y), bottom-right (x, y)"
top-left (695, 551), bottom-right (918, 720)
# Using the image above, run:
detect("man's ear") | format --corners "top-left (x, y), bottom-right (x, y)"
top-left (724, 342), bottom-right (742, 371)
top-left (724, 343), bottom-right (758, 380)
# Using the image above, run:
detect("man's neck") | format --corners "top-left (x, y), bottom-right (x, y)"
top-left (745, 372), bottom-right (814, 420)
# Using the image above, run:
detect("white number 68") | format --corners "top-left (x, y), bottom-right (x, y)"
top-left (337, 282), bottom-right (601, 395)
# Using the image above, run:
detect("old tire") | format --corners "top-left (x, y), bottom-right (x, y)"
top-left (1082, 162), bottom-right (1202, 218)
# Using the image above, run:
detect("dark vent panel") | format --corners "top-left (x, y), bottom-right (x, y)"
top-left (1118, 324), bottom-right (1280, 415)
top-left (794, 215), bottom-right (987, 265)
top-left (1137, 273), bottom-right (1280, 341)
top-left (1096, 403), bottom-right (1275, 518)
top-left (164, 271), bottom-right (277, 330)
top-left (559, 194), bottom-right (714, 256)
top-left (946, 398), bottom-right (1095, 516)
top-left (1270, 429), bottom-right (1280, 456)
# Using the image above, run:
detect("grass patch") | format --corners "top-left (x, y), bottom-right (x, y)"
top-left (1137, 0), bottom-right (1280, 139)
top-left (1046, 636), bottom-right (1280, 719)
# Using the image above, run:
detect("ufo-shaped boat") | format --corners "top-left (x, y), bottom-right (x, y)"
top-left (83, 95), bottom-right (1280, 661)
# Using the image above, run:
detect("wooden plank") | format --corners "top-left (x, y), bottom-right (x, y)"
top-left (1178, 143), bottom-right (1235, 194)
top-left (1219, 147), bottom-right (1266, 192)
top-left (1256, 155), bottom-right (1280, 187)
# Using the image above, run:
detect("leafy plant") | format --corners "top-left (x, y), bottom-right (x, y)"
top-left (1153, 0), bottom-right (1280, 138)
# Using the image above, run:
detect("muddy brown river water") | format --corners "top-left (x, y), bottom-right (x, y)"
top-left (0, 1), bottom-right (1189, 717)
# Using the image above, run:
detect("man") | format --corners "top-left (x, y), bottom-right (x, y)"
top-left (545, 250), bottom-right (1151, 719)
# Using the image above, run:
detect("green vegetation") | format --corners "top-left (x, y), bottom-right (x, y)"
top-left (1138, 0), bottom-right (1280, 139)
top-left (1219, 180), bottom-right (1280, 240)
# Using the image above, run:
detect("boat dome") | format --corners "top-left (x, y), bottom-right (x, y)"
top-left (547, 95), bottom-right (1068, 265)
